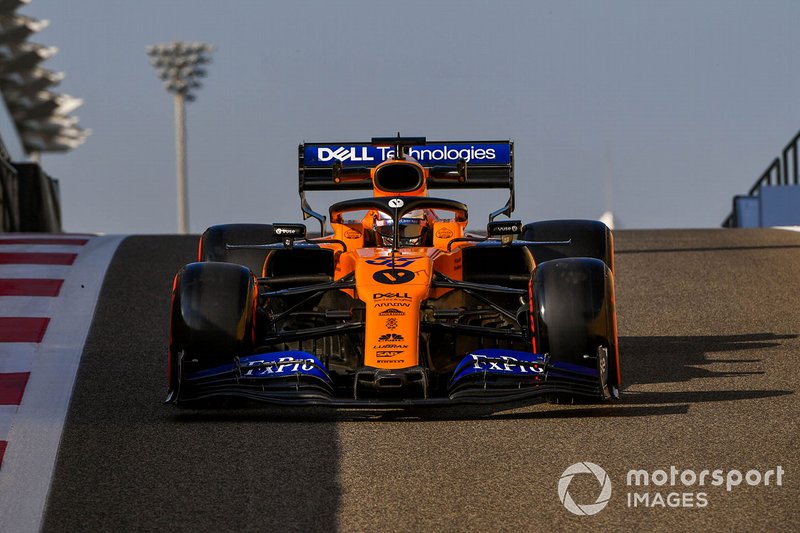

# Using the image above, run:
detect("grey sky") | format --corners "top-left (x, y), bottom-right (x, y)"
top-left (6, 0), bottom-right (800, 233)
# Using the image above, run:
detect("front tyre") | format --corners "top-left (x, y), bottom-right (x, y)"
top-left (529, 258), bottom-right (620, 400)
top-left (168, 262), bottom-right (258, 401)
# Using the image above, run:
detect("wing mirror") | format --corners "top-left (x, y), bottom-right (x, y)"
top-left (487, 220), bottom-right (522, 245)
top-left (272, 223), bottom-right (306, 247)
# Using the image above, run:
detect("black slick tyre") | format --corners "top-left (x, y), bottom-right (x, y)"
top-left (529, 257), bottom-right (619, 400)
top-left (168, 262), bottom-right (258, 400)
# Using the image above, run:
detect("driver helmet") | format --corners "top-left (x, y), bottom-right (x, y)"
top-left (373, 210), bottom-right (429, 247)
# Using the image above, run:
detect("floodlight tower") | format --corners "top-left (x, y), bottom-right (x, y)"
top-left (146, 41), bottom-right (214, 234)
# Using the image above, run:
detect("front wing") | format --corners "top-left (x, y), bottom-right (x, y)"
top-left (171, 348), bottom-right (615, 407)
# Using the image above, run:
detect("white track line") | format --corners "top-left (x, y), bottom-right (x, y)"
top-left (0, 344), bottom-right (37, 373)
top-left (0, 235), bottom-right (124, 533)
top-left (0, 265), bottom-right (71, 279)
top-left (0, 297), bottom-right (56, 317)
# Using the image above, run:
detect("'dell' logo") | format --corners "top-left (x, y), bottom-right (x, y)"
top-left (558, 462), bottom-right (612, 516)
top-left (317, 147), bottom-right (374, 162)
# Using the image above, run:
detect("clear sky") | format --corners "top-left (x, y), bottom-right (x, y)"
top-left (4, 0), bottom-right (800, 234)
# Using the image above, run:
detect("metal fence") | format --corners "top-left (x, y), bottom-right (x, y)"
top-left (723, 130), bottom-right (800, 227)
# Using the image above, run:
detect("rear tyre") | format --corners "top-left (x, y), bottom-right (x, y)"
top-left (199, 223), bottom-right (279, 275)
top-left (168, 262), bottom-right (258, 400)
top-left (529, 257), bottom-right (619, 401)
top-left (522, 219), bottom-right (614, 271)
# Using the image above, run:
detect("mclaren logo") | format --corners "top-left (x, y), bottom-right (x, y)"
top-left (373, 268), bottom-right (415, 285)
top-left (317, 147), bottom-right (374, 162)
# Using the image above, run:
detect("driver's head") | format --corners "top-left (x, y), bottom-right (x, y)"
top-left (374, 210), bottom-right (429, 247)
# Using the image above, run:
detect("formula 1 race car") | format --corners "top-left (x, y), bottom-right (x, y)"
top-left (167, 136), bottom-right (620, 407)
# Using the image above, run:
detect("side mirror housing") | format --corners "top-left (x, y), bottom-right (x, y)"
top-left (487, 220), bottom-right (522, 245)
top-left (272, 223), bottom-right (307, 247)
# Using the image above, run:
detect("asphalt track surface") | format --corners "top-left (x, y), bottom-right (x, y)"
top-left (42, 229), bottom-right (799, 532)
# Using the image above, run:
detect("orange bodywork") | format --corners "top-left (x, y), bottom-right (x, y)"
top-left (353, 248), bottom-right (431, 368)
top-left (321, 156), bottom-right (470, 369)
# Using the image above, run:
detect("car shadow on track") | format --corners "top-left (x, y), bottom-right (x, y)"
top-left (620, 332), bottom-right (797, 386)
top-left (610, 332), bottom-right (796, 412)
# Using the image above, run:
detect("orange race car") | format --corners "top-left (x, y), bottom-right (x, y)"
top-left (167, 136), bottom-right (619, 406)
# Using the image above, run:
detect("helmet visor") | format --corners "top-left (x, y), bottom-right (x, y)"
top-left (375, 217), bottom-right (425, 245)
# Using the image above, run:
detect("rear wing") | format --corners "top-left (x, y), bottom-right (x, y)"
top-left (298, 138), bottom-right (514, 232)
